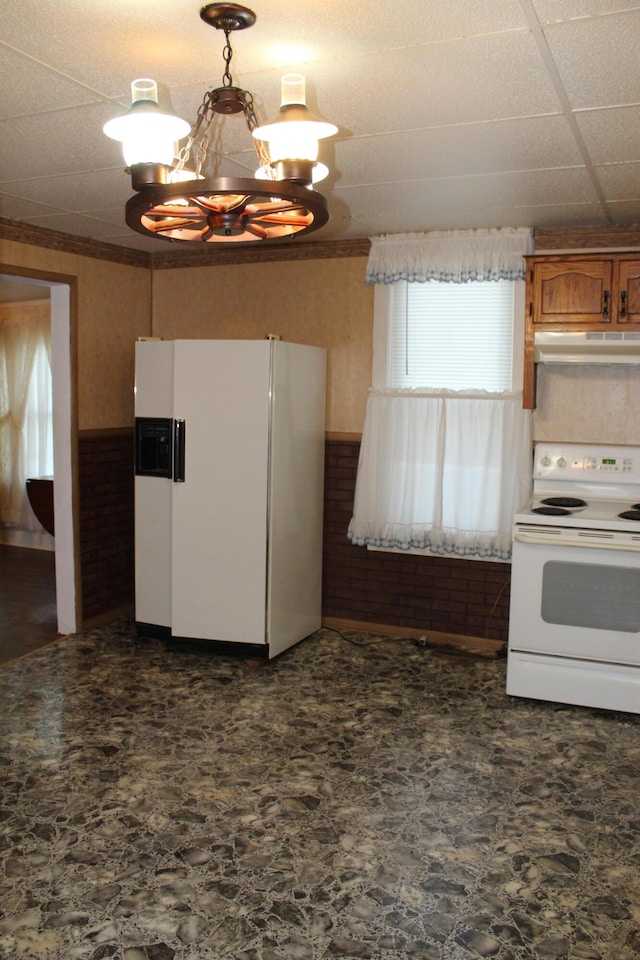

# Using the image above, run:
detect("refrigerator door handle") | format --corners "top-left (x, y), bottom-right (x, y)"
top-left (173, 419), bottom-right (186, 482)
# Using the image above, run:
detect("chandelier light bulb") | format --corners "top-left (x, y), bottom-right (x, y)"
top-left (103, 79), bottom-right (190, 168)
top-left (255, 161), bottom-right (329, 185)
top-left (252, 74), bottom-right (337, 183)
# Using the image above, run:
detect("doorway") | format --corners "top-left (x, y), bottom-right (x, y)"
top-left (0, 271), bottom-right (77, 640)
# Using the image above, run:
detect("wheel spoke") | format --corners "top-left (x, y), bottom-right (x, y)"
top-left (147, 216), bottom-right (208, 234)
top-left (247, 200), bottom-right (309, 216)
top-left (144, 205), bottom-right (204, 218)
top-left (194, 193), bottom-right (252, 214)
top-left (253, 214), bottom-right (311, 227)
top-left (245, 222), bottom-right (269, 239)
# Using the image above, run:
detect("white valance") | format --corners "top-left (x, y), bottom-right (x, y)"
top-left (366, 227), bottom-right (533, 285)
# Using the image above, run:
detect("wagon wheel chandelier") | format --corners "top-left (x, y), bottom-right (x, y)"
top-left (103, 3), bottom-right (337, 244)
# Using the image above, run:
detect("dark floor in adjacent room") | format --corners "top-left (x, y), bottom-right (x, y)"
top-left (0, 618), bottom-right (638, 960)
top-left (0, 543), bottom-right (58, 666)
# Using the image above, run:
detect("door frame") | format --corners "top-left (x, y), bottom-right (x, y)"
top-left (0, 264), bottom-right (80, 634)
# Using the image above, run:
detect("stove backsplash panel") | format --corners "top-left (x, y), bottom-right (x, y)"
top-left (533, 365), bottom-right (640, 445)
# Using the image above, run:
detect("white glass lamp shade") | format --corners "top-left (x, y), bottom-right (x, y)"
top-left (103, 79), bottom-right (190, 167)
top-left (252, 74), bottom-right (337, 163)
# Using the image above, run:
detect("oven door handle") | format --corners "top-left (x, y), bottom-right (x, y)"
top-left (514, 530), bottom-right (640, 551)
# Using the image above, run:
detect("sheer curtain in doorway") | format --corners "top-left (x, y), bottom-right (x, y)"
top-left (0, 307), bottom-right (53, 532)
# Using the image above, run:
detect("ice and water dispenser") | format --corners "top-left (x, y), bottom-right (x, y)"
top-left (135, 418), bottom-right (185, 481)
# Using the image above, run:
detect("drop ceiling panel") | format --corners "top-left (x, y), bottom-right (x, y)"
top-left (1, 1), bottom-right (638, 248)
top-left (607, 199), bottom-right (640, 223)
top-left (0, 104), bottom-right (128, 181)
top-left (2, 0), bottom-right (528, 100)
top-left (575, 106), bottom-right (640, 163)
top-left (338, 167), bottom-right (600, 222)
top-left (257, 0), bottom-right (530, 50)
top-left (595, 162), bottom-right (640, 201)
top-left (21, 212), bottom-right (131, 239)
top-left (331, 116), bottom-right (585, 186)
top-left (334, 198), bottom-right (609, 235)
top-left (542, 10), bottom-right (640, 108)
top-left (100, 231), bottom-right (176, 252)
top-left (2, 1), bottom-right (218, 97)
top-left (532, 0), bottom-right (640, 23)
top-left (0, 46), bottom-right (103, 119)
top-left (108, 30), bottom-right (564, 145)
top-left (266, 33), bottom-right (564, 141)
top-left (3, 168), bottom-right (131, 213)
top-left (0, 192), bottom-right (65, 221)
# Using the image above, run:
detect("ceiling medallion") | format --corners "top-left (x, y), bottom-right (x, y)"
top-left (103, 3), bottom-right (336, 244)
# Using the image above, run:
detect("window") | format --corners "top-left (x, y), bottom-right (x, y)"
top-left (373, 279), bottom-right (525, 393)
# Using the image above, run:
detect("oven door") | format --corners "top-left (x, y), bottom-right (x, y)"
top-left (507, 527), bottom-right (640, 712)
top-left (508, 530), bottom-right (640, 661)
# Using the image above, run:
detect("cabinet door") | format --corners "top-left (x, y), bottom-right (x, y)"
top-left (617, 259), bottom-right (640, 325)
top-left (532, 260), bottom-right (614, 325)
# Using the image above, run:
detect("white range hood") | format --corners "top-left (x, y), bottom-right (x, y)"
top-left (534, 330), bottom-right (640, 364)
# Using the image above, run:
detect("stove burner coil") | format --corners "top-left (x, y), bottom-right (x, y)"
top-left (540, 497), bottom-right (587, 508)
top-left (532, 506), bottom-right (572, 516)
top-left (618, 509), bottom-right (640, 521)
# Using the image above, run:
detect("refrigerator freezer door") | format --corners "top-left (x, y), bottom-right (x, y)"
top-left (170, 340), bottom-right (271, 644)
top-left (134, 341), bottom-right (175, 628)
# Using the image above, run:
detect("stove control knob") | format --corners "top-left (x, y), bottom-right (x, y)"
top-left (557, 457), bottom-right (567, 468)
top-left (541, 455), bottom-right (552, 467)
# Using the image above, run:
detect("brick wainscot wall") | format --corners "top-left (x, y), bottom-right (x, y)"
top-left (322, 437), bottom-right (511, 654)
top-left (78, 429), bottom-right (134, 624)
top-left (77, 431), bottom-right (511, 652)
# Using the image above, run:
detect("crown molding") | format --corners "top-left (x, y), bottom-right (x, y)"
top-left (1, 216), bottom-right (370, 269)
top-left (0, 217), bottom-right (152, 268)
top-left (9, 216), bottom-right (639, 270)
top-left (534, 224), bottom-right (640, 251)
top-left (150, 236), bottom-right (371, 269)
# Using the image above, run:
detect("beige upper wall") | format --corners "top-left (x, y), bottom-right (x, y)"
top-left (3, 231), bottom-right (639, 443)
top-left (0, 235), bottom-right (374, 435)
top-left (152, 256), bottom-right (374, 434)
top-left (152, 247), bottom-right (640, 443)
top-left (1, 238), bottom-right (151, 430)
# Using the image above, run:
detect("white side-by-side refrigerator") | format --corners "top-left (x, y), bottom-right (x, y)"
top-left (134, 338), bottom-right (326, 658)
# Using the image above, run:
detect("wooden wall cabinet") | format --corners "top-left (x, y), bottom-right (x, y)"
top-left (523, 253), bottom-right (640, 408)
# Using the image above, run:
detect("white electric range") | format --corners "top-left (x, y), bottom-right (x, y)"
top-left (506, 442), bottom-right (640, 714)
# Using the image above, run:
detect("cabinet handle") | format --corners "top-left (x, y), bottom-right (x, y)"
top-left (602, 290), bottom-right (610, 319)
top-left (620, 290), bottom-right (627, 320)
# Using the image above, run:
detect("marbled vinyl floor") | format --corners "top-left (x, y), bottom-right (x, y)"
top-left (0, 620), bottom-right (639, 960)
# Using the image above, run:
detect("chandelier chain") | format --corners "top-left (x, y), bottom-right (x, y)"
top-left (222, 29), bottom-right (234, 88)
top-left (173, 137), bottom-right (192, 175)
top-left (242, 92), bottom-right (272, 171)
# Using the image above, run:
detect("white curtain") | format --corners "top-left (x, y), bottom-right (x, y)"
top-left (349, 227), bottom-right (533, 561)
top-left (365, 226), bottom-right (533, 284)
top-left (0, 310), bottom-right (53, 530)
top-left (348, 389), bottom-right (532, 560)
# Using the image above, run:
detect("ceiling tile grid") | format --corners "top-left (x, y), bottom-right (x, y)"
top-left (1, 0), bottom-right (638, 250)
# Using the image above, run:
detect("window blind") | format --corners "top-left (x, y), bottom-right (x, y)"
top-left (388, 280), bottom-right (515, 392)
